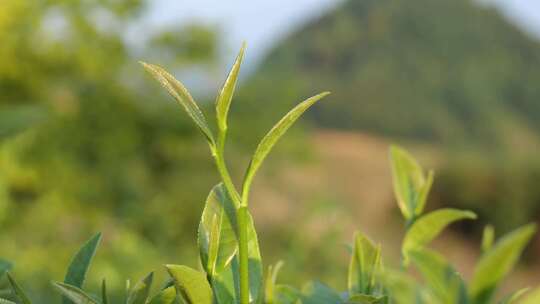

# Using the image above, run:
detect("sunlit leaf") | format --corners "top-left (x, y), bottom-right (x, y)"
top-left (198, 184), bottom-right (238, 276)
top-left (402, 209), bottom-right (476, 264)
top-left (242, 92), bottom-right (330, 203)
top-left (469, 223), bottom-right (537, 303)
top-left (389, 146), bottom-right (434, 221)
top-left (166, 265), bottom-right (213, 304)
top-left (148, 286), bottom-right (177, 304)
top-left (216, 43), bottom-right (246, 132)
top-left (140, 62), bottom-right (215, 145)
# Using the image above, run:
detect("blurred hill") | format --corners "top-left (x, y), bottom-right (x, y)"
top-left (241, 0), bottom-right (540, 149)
top-left (239, 0), bottom-right (540, 234)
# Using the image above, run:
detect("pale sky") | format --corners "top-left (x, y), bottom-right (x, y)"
top-left (140, 0), bottom-right (540, 69)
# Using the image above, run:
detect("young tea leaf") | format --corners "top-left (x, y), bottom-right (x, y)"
top-left (63, 232), bottom-right (102, 304)
top-left (241, 92), bottom-right (330, 205)
top-left (469, 223), bottom-right (537, 303)
top-left (165, 265), bottom-right (213, 304)
top-left (53, 282), bottom-right (100, 304)
top-left (140, 62), bottom-right (215, 145)
top-left (198, 183), bottom-right (238, 277)
top-left (265, 261), bottom-right (284, 304)
top-left (348, 232), bottom-right (382, 295)
top-left (127, 272), bottom-right (154, 304)
top-left (216, 43), bottom-right (245, 133)
top-left (402, 208), bottom-right (476, 264)
top-left (389, 146), bottom-right (432, 220)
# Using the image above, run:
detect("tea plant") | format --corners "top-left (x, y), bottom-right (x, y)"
top-left (1, 44), bottom-right (540, 304)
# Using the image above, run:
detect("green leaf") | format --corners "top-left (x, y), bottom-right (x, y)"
top-left (402, 209), bottom-right (477, 264)
top-left (198, 184), bottom-right (238, 277)
top-left (347, 293), bottom-right (386, 304)
top-left (165, 265), bottom-right (213, 304)
top-left (481, 225), bottom-right (495, 253)
top-left (0, 298), bottom-right (16, 304)
top-left (300, 281), bottom-right (343, 304)
top-left (244, 208), bottom-right (263, 303)
top-left (498, 287), bottom-right (529, 304)
top-left (389, 145), bottom-right (432, 220)
top-left (101, 279), bottom-right (109, 304)
top-left (127, 272), bottom-right (154, 304)
top-left (273, 285), bottom-right (301, 304)
top-left (520, 287), bottom-right (540, 304)
top-left (148, 286), bottom-right (177, 304)
top-left (409, 249), bottom-right (467, 304)
top-left (52, 282), bottom-right (100, 304)
top-left (241, 92), bottom-right (330, 204)
top-left (265, 261), bottom-right (284, 304)
top-left (348, 232), bottom-right (382, 295)
top-left (216, 43), bottom-right (245, 132)
top-left (63, 233), bottom-right (102, 291)
top-left (6, 273), bottom-right (32, 304)
top-left (469, 223), bottom-right (537, 303)
top-left (140, 62), bottom-right (215, 145)
top-left (0, 259), bottom-right (12, 278)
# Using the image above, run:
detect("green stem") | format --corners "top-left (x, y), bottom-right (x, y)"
top-left (237, 206), bottom-right (250, 304)
top-left (211, 141), bottom-right (250, 304)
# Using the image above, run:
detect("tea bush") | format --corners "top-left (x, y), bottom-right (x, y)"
top-left (1, 45), bottom-right (539, 304)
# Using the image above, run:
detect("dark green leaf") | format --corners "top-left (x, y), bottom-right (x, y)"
top-left (63, 233), bottom-right (101, 304)
top-left (6, 273), bottom-right (32, 304)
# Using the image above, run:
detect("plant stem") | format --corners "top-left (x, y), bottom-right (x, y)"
top-left (237, 206), bottom-right (250, 304)
top-left (212, 143), bottom-right (250, 304)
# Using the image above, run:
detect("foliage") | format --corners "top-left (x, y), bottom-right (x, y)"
top-left (2, 45), bottom-right (537, 304)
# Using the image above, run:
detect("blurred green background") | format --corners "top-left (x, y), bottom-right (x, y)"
top-left (1, 0), bottom-right (540, 301)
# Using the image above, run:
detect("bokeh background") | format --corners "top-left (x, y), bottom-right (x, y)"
top-left (1, 0), bottom-right (540, 301)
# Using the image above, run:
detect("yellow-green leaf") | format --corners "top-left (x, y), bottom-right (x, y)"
top-left (148, 286), bottom-right (176, 304)
top-left (402, 209), bottom-right (477, 264)
top-left (140, 62), bottom-right (215, 145)
top-left (166, 265), bottom-right (213, 304)
top-left (470, 224), bottom-right (537, 303)
top-left (242, 92), bottom-right (330, 203)
top-left (348, 232), bottom-right (382, 295)
top-left (216, 43), bottom-right (245, 132)
top-left (520, 287), bottom-right (540, 304)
